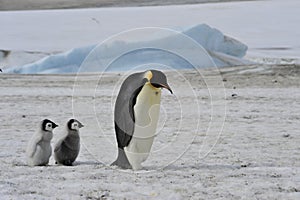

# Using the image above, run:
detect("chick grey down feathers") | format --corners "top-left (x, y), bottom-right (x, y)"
top-left (54, 119), bottom-right (83, 166)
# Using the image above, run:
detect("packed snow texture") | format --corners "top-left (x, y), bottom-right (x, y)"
top-left (4, 24), bottom-right (249, 74)
top-left (0, 66), bottom-right (299, 199)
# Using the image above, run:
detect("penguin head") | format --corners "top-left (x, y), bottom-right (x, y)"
top-left (67, 119), bottom-right (84, 131)
top-left (145, 70), bottom-right (173, 94)
top-left (41, 119), bottom-right (58, 132)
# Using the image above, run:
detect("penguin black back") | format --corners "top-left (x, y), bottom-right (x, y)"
top-left (114, 72), bottom-right (147, 148)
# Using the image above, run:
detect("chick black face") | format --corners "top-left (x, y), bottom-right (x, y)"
top-left (67, 119), bottom-right (84, 131)
top-left (42, 119), bottom-right (58, 132)
top-left (148, 70), bottom-right (173, 94)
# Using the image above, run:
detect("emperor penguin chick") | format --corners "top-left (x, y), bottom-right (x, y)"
top-left (54, 119), bottom-right (84, 166)
top-left (26, 119), bottom-right (58, 166)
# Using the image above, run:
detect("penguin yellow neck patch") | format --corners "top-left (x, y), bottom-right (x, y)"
top-left (144, 71), bottom-right (153, 81)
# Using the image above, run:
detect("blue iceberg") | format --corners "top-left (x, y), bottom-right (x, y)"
top-left (5, 24), bottom-right (249, 74)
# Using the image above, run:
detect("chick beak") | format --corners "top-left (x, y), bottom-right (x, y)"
top-left (79, 123), bottom-right (84, 128)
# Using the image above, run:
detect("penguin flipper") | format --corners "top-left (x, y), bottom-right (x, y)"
top-left (54, 141), bottom-right (62, 153)
top-left (112, 121), bottom-right (133, 169)
top-left (114, 72), bottom-right (146, 148)
top-left (27, 134), bottom-right (43, 158)
top-left (54, 136), bottom-right (66, 153)
top-left (114, 122), bottom-right (133, 148)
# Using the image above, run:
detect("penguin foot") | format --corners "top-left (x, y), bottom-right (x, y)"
top-left (111, 160), bottom-right (132, 169)
top-left (63, 160), bottom-right (73, 166)
top-left (37, 163), bottom-right (48, 166)
top-left (111, 148), bottom-right (132, 169)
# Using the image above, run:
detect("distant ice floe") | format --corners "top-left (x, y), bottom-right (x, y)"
top-left (5, 24), bottom-right (250, 74)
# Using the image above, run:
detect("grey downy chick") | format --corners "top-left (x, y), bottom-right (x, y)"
top-left (54, 119), bottom-right (84, 166)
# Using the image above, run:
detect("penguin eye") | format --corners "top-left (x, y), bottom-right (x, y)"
top-left (45, 123), bottom-right (52, 130)
top-left (71, 122), bottom-right (78, 129)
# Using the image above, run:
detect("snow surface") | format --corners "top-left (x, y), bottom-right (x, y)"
top-left (4, 24), bottom-right (249, 74)
top-left (0, 65), bottom-right (299, 199)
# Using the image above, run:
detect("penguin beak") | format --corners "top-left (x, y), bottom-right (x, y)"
top-left (161, 84), bottom-right (173, 94)
top-left (79, 123), bottom-right (84, 128)
top-left (53, 123), bottom-right (58, 129)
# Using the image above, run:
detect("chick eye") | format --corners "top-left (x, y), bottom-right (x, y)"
top-left (47, 124), bottom-right (52, 127)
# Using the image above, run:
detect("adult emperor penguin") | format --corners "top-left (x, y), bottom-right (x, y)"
top-left (26, 119), bottom-right (58, 166)
top-left (111, 70), bottom-right (172, 170)
top-left (54, 119), bottom-right (84, 166)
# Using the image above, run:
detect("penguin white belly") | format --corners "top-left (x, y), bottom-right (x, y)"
top-left (125, 83), bottom-right (161, 170)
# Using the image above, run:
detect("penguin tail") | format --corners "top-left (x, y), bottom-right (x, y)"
top-left (111, 148), bottom-right (132, 169)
